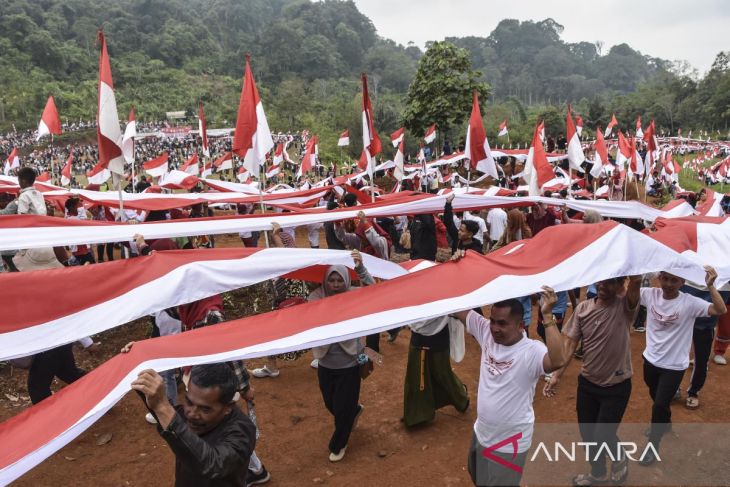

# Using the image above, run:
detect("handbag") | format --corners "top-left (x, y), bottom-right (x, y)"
top-left (359, 358), bottom-right (374, 380)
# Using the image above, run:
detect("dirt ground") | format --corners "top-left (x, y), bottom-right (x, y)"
top-left (2, 229), bottom-right (729, 487)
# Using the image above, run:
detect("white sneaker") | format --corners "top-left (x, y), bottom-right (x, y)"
top-left (310, 359), bottom-right (319, 369)
top-left (329, 446), bottom-right (346, 462)
top-left (714, 355), bottom-right (727, 365)
top-left (252, 365), bottom-right (280, 378)
top-left (145, 412), bottom-right (157, 425)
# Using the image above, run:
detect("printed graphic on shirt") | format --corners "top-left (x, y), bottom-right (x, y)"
top-left (484, 352), bottom-right (514, 376)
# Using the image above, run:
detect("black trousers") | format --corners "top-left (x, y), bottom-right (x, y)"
top-left (365, 329), bottom-right (400, 353)
top-left (688, 327), bottom-right (714, 397)
top-left (96, 243), bottom-right (114, 262)
top-left (576, 375), bottom-right (632, 477)
top-left (28, 344), bottom-right (86, 404)
top-left (634, 305), bottom-right (647, 328)
top-left (467, 433), bottom-right (527, 487)
top-left (643, 359), bottom-right (685, 446)
top-left (317, 364), bottom-right (361, 453)
top-left (2, 254), bottom-right (19, 272)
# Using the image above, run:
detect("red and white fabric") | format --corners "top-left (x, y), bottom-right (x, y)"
top-left (337, 129), bottom-right (349, 147)
top-left (635, 116), bottom-right (644, 139)
top-left (60, 155), bottom-right (73, 186)
top-left (198, 102), bottom-right (210, 157)
top-left (523, 121), bottom-right (554, 195)
top-left (604, 113), bottom-right (618, 138)
top-left (498, 119), bottom-right (508, 137)
top-left (464, 91), bottom-right (497, 178)
top-left (237, 167), bottom-right (252, 184)
top-left (390, 127), bottom-right (405, 147)
top-left (297, 135), bottom-right (318, 178)
top-left (565, 106), bottom-right (584, 173)
top-left (590, 127), bottom-right (612, 177)
top-left (36, 96), bottom-right (62, 141)
top-left (158, 170), bottom-right (200, 190)
top-left (3, 148), bottom-right (20, 176)
top-left (86, 162), bottom-right (111, 186)
top-left (95, 31), bottom-right (124, 176)
top-left (213, 152), bottom-right (233, 171)
top-left (424, 124), bottom-right (437, 144)
top-left (121, 108), bottom-right (136, 164)
top-left (575, 116), bottom-right (583, 137)
top-left (393, 139), bottom-right (405, 182)
top-left (359, 73), bottom-right (381, 180)
top-left (180, 154), bottom-right (200, 175)
top-left (201, 161), bottom-right (213, 178)
top-left (143, 152), bottom-right (169, 178)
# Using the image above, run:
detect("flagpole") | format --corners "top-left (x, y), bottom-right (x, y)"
top-left (259, 165), bottom-right (270, 248)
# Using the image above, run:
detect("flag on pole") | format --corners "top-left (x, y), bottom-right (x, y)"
top-left (635, 116), bottom-right (644, 139)
top-left (337, 129), bottom-right (349, 147)
top-left (36, 171), bottom-right (51, 182)
top-left (180, 154), bottom-right (200, 175)
top-left (273, 143), bottom-right (284, 165)
top-left (604, 113), bottom-right (618, 138)
top-left (232, 55), bottom-right (274, 175)
top-left (390, 127), bottom-right (405, 147)
top-left (143, 152), bottom-right (169, 178)
top-left (297, 135), bottom-right (318, 178)
top-left (393, 139), bottom-right (405, 182)
top-left (643, 120), bottom-right (657, 177)
top-left (213, 152), bottom-right (233, 171)
top-left (359, 73), bottom-right (381, 181)
top-left (575, 116), bottom-right (583, 137)
top-left (423, 124), bottom-right (437, 144)
top-left (615, 131), bottom-right (631, 172)
top-left (202, 161), bottom-right (213, 178)
top-left (590, 127), bottom-right (611, 178)
top-left (61, 154), bottom-right (73, 186)
top-left (199, 102), bottom-right (209, 157)
top-left (498, 119), bottom-right (508, 137)
top-left (524, 121), bottom-right (554, 196)
top-left (237, 167), bottom-right (252, 184)
top-left (95, 31), bottom-right (124, 176)
top-left (464, 91), bottom-right (498, 178)
top-left (121, 107), bottom-right (136, 164)
top-left (566, 106), bottom-right (585, 173)
top-left (87, 161), bottom-right (111, 185)
top-left (36, 96), bottom-right (62, 141)
top-left (3, 148), bottom-right (20, 175)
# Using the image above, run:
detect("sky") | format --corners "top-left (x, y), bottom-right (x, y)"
top-left (352, 0), bottom-right (728, 76)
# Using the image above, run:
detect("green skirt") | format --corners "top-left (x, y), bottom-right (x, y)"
top-left (403, 344), bottom-right (469, 427)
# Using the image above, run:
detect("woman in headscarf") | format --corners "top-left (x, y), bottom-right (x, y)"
top-left (491, 208), bottom-right (532, 251)
top-left (310, 249), bottom-right (374, 462)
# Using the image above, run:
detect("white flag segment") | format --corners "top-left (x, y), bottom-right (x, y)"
top-left (393, 139), bottom-right (405, 182)
top-left (590, 128), bottom-right (611, 178)
top-left (202, 161), bottom-right (213, 178)
top-left (198, 102), bottom-right (210, 157)
top-left (61, 155), bottom-right (73, 186)
top-left (214, 152), bottom-right (233, 171)
top-left (565, 107), bottom-right (584, 173)
top-left (3, 148), bottom-right (20, 176)
top-left (181, 154), bottom-right (200, 175)
top-left (635, 116), bottom-right (644, 139)
top-left (96, 31), bottom-right (124, 176)
top-left (121, 108), bottom-right (136, 164)
top-left (337, 129), bottom-right (350, 147)
top-left (359, 73), bottom-right (381, 181)
top-left (237, 167), bottom-right (252, 183)
top-left (615, 131), bottom-right (631, 172)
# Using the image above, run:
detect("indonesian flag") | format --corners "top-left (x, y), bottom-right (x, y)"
top-left (297, 135), bottom-right (318, 178)
top-left (575, 116), bottom-right (583, 137)
top-left (423, 124), bottom-right (437, 144)
top-left (360, 73), bottom-right (381, 179)
top-left (181, 154), bottom-right (200, 175)
top-left (95, 31), bottom-right (124, 176)
top-left (214, 152), bottom-right (233, 171)
top-left (202, 161), bottom-right (213, 178)
top-left (643, 120), bottom-right (658, 176)
top-left (498, 119), bottom-right (508, 137)
top-left (232, 55), bottom-right (274, 175)
top-left (3, 148), bottom-right (20, 175)
top-left (390, 127), bottom-right (405, 147)
top-left (237, 167), bottom-right (252, 184)
top-left (267, 144), bottom-right (284, 178)
top-left (121, 107), bottom-right (136, 164)
top-left (393, 139), bottom-right (405, 182)
top-left (604, 113), bottom-right (618, 138)
top-left (615, 131), bottom-right (631, 172)
top-left (523, 121), bottom-right (555, 196)
top-left (36, 95), bottom-right (62, 141)
top-left (265, 162), bottom-right (280, 179)
top-left (158, 170), bottom-right (200, 190)
top-left (635, 116), bottom-right (644, 139)
top-left (627, 136), bottom-right (644, 178)
top-left (143, 152), bottom-right (169, 178)
top-left (198, 102), bottom-right (209, 157)
top-left (337, 129), bottom-right (349, 147)
top-left (590, 127), bottom-right (611, 177)
top-left (566, 106), bottom-right (584, 173)
top-left (87, 161), bottom-right (111, 185)
top-left (36, 171), bottom-right (51, 182)
top-left (61, 154), bottom-right (73, 186)
top-left (464, 91), bottom-right (498, 178)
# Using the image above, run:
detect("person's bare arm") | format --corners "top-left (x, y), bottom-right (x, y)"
top-left (541, 286), bottom-right (565, 373)
top-left (705, 266), bottom-right (728, 316)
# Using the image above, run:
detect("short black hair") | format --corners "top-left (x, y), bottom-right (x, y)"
top-left (462, 219), bottom-right (479, 236)
top-left (327, 200), bottom-right (339, 211)
top-left (17, 167), bottom-right (36, 186)
top-left (343, 193), bottom-right (358, 207)
top-left (492, 298), bottom-right (524, 323)
top-left (190, 363), bottom-right (238, 404)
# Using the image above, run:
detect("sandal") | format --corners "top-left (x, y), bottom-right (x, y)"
top-left (686, 396), bottom-right (700, 409)
top-left (611, 457), bottom-right (629, 485)
top-left (572, 473), bottom-right (610, 486)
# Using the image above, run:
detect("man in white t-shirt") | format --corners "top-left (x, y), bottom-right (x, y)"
top-left (463, 211), bottom-right (487, 244)
top-left (639, 267), bottom-right (726, 466)
top-left (485, 208), bottom-right (507, 247)
top-left (454, 286), bottom-right (565, 486)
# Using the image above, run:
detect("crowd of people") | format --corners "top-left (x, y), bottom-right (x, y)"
top-left (2, 157), bottom-right (730, 486)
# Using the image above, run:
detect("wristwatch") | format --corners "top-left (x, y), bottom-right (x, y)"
top-left (543, 315), bottom-right (557, 328)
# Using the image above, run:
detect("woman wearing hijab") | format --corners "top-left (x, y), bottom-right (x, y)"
top-left (310, 250), bottom-right (374, 462)
top-left (491, 208), bottom-right (532, 251)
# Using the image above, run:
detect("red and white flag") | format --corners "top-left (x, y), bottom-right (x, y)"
top-left (590, 128), bottom-right (611, 177)
top-left (566, 106), bottom-right (584, 173)
top-left (143, 152), bottom-right (169, 178)
top-left (498, 119), bottom-right (508, 137)
top-left (642, 120), bottom-right (658, 177)
top-left (87, 161), bottom-right (111, 185)
top-left (36, 95), bottom-right (62, 141)
top-left (524, 121), bottom-right (554, 195)
top-left (635, 116), bottom-right (644, 139)
top-left (297, 135), bottom-right (318, 178)
top-left (604, 113), bottom-right (618, 138)
top-left (464, 91), bottom-right (497, 178)
top-left (95, 31), bottom-right (124, 176)
top-left (180, 154), bottom-right (200, 175)
top-left (615, 131), bottom-right (631, 172)
top-left (158, 170), bottom-right (200, 190)
top-left (337, 129), bottom-right (349, 147)
top-left (627, 136), bottom-right (644, 179)
top-left (202, 161), bottom-right (213, 178)
top-left (390, 127), bottom-right (405, 147)
top-left (273, 143), bottom-right (284, 165)
top-left (237, 167), bottom-right (252, 184)
top-left (61, 154), bottom-right (73, 186)
top-left (3, 148), bottom-right (20, 176)
top-left (198, 102), bottom-right (209, 157)
top-left (423, 124), bottom-right (437, 144)
top-left (393, 139), bottom-right (405, 182)
top-left (359, 73), bottom-right (382, 179)
top-left (232, 55), bottom-right (274, 175)
top-left (121, 107), bottom-right (136, 164)
top-left (575, 116), bottom-right (583, 137)
top-left (36, 171), bottom-right (50, 182)
top-left (214, 152), bottom-right (233, 171)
